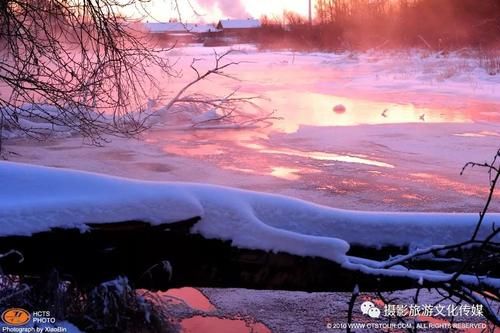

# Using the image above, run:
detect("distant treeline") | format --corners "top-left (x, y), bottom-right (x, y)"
top-left (256, 0), bottom-right (500, 51)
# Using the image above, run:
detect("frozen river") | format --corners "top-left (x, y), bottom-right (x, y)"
top-left (5, 45), bottom-right (500, 333)
top-left (9, 45), bottom-right (500, 212)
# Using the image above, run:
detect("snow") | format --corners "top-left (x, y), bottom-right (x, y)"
top-left (1, 162), bottom-right (498, 266)
top-left (200, 287), bottom-right (493, 333)
top-left (168, 46), bottom-right (500, 103)
top-left (0, 162), bottom-right (348, 263)
top-left (0, 102), bottom-right (142, 140)
top-left (0, 162), bottom-right (203, 234)
top-left (190, 109), bottom-right (221, 123)
top-left (1, 104), bottom-right (77, 139)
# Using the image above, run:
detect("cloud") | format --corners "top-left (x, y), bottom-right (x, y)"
top-left (196, 0), bottom-right (248, 19)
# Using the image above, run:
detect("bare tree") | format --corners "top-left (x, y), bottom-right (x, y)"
top-left (0, 0), bottom-right (275, 154)
top-left (283, 10), bottom-right (306, 27)
top-left (155, 49), bottom-right (279, 129)
top-left (0, 0), bottom-right (176, 147)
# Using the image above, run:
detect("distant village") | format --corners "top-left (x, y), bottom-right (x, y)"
top-left (143, 18), bottom-right (262, 45)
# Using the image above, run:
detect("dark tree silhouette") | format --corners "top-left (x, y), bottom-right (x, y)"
top-left (0, 0), bottom-right (175, 146)
top-left (0, 0), bottom-right (270, 152)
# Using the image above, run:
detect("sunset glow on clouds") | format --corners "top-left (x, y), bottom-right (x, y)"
top-left (129, 0), bottom-right (311, 23)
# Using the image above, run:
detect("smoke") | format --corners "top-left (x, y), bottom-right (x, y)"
top-left (196, 0), bottom-right (248, 19)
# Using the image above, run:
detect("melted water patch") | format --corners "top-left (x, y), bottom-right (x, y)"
top-left (241, 142), bottom-right (394, 168)
top-left (259, 92), bottom-right (471, 133)
top-left (158, 287), bottom-right (216, 312)
top-left (181, 316), bottom-right (271, 333)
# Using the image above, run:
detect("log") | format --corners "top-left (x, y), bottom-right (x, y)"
top-left (0, 219), bottom-right (494, 292)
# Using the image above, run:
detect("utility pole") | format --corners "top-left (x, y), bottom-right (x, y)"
top-left (308, 0), bottom-right (312, 25)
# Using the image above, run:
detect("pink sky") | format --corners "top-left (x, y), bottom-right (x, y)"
top-left (128, 0), bottom-right (311, 23)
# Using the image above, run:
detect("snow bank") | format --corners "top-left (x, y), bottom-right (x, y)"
top-left (1, 104), bottom-right (76, 139)
top-left (1, 162), bottom-right (498, 264)
top-left (0, 162), bottom-right (348, 263)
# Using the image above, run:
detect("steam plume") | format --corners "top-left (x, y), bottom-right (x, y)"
top-left (196, 0), bottom-right (248, 19)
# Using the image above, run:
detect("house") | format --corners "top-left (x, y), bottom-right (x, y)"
top-left (143, 22), bottom-right (221, 44)
top-left (188, 24), bottom-right (220, 34)
top-left (144, 22), bottom-right (220, 35)
top-left (216, 19), bottom-right (261, 32)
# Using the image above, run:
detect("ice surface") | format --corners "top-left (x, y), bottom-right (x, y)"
top-left (5, 48), bottom-right (500, 214)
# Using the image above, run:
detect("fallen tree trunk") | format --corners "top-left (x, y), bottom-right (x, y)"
top-left (1, 218), bottom-right (494, 293)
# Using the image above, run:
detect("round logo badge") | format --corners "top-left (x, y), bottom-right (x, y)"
top-left (1, 308), bottom-right (31, 326)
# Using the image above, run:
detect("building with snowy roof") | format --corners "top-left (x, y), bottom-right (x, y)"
top-left (216, 19), bottom-right (261, 31)
top-left (143, 22), bottom-right (221, 44)
top-left (144, 22), bottom-right (220, 35)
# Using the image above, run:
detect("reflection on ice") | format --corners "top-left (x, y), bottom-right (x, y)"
top-left (409, 173), bottom-right (484, 197)
top-left (165, 143), bottom-right (225, 156)
top-left (135, 48), bottom-right (500, 212)
top-left (158, 287), bottom-right (215, 312)
top-left (241, 142), bottom-right (394, 168)
top-left (454, 131), bottom-right (500, 138)
top-left (257, 92), bottom-right (471, 133)
top-left (148, 287), bottom-right (272, 333)
top-left (224, 165), bottom-right (320, 181)
top-left (270, 166), bottom-right (301, 180)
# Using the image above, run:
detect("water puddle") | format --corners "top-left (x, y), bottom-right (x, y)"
top-left (157, 287), bottom-right (216, 312)
top-left (150, 287), bottom-right (272, 333)
top-left (181, 316), bottom-right (271, 333)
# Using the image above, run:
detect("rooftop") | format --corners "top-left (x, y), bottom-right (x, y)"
top-left (217, 19), bottom-right (261, 29)
top-left (144, 22), bottom-right (219, 34)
